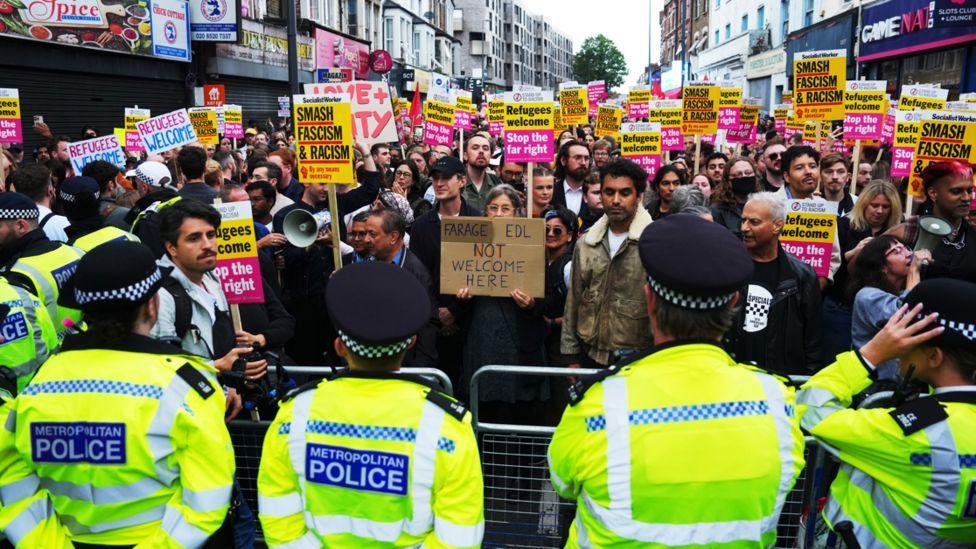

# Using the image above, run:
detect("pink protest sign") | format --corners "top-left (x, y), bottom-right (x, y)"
top-left (587, 81), bottom-right (606, 109)
top-left (223, 105), bottom-right (244, 139)
top-left (880, 109), bottom-right (895, 145)
top-left (781, 199), bottom-right (838, 278)
top-left (717, 83), bottom-right (743, 131)
top-left (0, 89), bottom-right (22, 144)
top-left (423, 95), bottom-right (455, 147)
top-left (503, 90), bottom-right (555, 163)
top-left (891, 110), bottom-right (922, 178)
top-left (842, 82), bottom-right (887, 141)
top-left (213, 201), bottom-right (264, 305)
top-left (649, 100), bottom-right (683, 151)
top-left (620, 123), bottom-right (662, 180)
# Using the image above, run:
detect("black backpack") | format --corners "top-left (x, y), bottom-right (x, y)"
top-left (159, 267), bottom-right (235, 359)
top-left (130, 195), bottom-right (182, 259)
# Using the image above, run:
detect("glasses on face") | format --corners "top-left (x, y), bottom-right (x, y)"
top-left (885, 245), bottom-right (911, 258)
top-left (546, 226), bottom-right (565, 236)
top-left (766, 152), bottom-right (781, 160)
top-left (395, 171), bottom-right (412, 178)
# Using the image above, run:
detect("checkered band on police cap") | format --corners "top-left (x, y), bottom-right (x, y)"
top-left (0, 208), bottom-right (38, 220)
top-left (74, 268), bottom-right (162, 305)
top-left (647, 275), bottom-right (737, 310)
top-left (58, 188), bottom-right (99, 203)
top-left (337, 329), bottom-right (413, 359)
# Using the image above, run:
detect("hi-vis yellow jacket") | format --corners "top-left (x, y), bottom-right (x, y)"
top-left (548, 342), bottom-right (806, 547)
top-left (258, 372), bottom-right (484, 548)
top-left (0, 333), bottom-right (234, 547)
top-left (797, 350), bottom-right (976, 547)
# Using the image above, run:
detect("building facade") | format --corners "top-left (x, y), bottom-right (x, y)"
top-left (501, 0), bottom-right (573, 89)
top-left (453, 0), bottom-right (507, 91)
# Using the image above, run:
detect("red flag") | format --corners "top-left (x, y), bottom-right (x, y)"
top-left (409, 84), bottom-right (422, 130)
top-left (651, 79), bottom-right (664, 99)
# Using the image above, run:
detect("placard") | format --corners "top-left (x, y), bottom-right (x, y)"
top-left (898, 86), bottom-right (948, 112)
top-left (293, 94), bottom-right (355, 184)
top-left (0, 89), bottom-right (22, 144)
top-left (487, 96), bottom-right (505, 136)
top-left (774, 104), bottom-right (789, 133)
top-left (502, 90), bottom-right (555, 163)
top-left (781, 200), bottom-right (838, 278)
top-left (440, 217), bottom-right (545, 298)
top-left (203, 85), bottom-right (226, 107)
top-left (595, 104), bottom-right (623, 139)
top-left (628, 87), bottom-right (651, 119)
top-left (67, 135), bottom-right (125, 175)
top-left (728, 99), bottom-right (760, 144)
top-left (453, 89), bottom-right (473, 131)
top-left (187, 107), bottom-right (219, 145)
top-left (681, 81), bottom-right (720, 135)
top-left (223, 105), bottom-right (243, 138)
top-left (124, 107), bottom-right (150, 151)
top-left (910, 111), bottom-right (976, 194)
top-left (717, 82), bottom-right (743, 131)
top-left (304, 81), bottom-right (397, 145)
top-left (892, 110), bottom-right (922, 183)
top-left (880, 108), bottom-right (896, 145)
top-left (587, 81), bottom-right (606, 110)
top-left (620, 122), bottom-right (662, 180)
top-left (423, 93), bottom-right (455, 147)
top-left (648, 99), bottom-right (683, 151)
top-left (214, 201), bottom-right (264, 305)
top-left (792, 50), bottom-right (846, 120)
top-left (137, 109), bottom-right (197, 155)
top-left (843, 81), bottom-right (886, 141)
top-left (559, 86), bottom-right (588, 126)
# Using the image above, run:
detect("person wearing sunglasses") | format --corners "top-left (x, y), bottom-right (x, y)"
top-left (760, 139), bottom-right (787, 193)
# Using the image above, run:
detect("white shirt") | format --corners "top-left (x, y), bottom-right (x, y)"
top-left (37, 204), bottom-right (69, 243)
top-left (608, 230), bottom-right (628, 258)
top-left (564, 181), bottom-right (583, 214)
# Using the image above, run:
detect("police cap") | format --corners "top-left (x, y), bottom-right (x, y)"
top-left (905, 278), bottom-right (976, 350)
top-left (638, 213), bottom-right (753, 309)
top-left (59, 241), bottom-right (163, 312)
top-left (326, 262), bottom-right (430, 358)
top-left (0, 192), bottom-right (38, 221)
top-left (58, 176), bottom-right (100, 204)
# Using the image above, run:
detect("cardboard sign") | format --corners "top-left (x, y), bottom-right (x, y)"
top-left (223, 105), bottom-right (244, 139)
top-left (559, 86), bottom-right (588, 126)
top-left (502, 90), bottom-right (555, 163)
top-left (303, 81), bottom-right (397, 145)
top-left (681, 81), bottom-right (720, 135)
top-left (620, 122), bottom-right (662, 180)
top-left (0, 89), bottom-right (21, 144)
top-left (910, 111), bottom-right (976, 194)
top-left (595, 104), bottom-right (623, 139)
top-left (648, 100), bottom-right (683, 151)
top-left (187, 107), bottom-right (219, 144)
top-left (440, 217), bottom-right (545, 298)
top-left (843, 81), bottom-right (886, 140)
top-left (717, 82), bottom-right (743, 131)
top-left (203, 85), bottom-right (225, 107)
top-left (793, 50), bottom-right (846, 120)
top-left (214, 201), bottom-right (264, 305)
top-left (899, 86), bottom-right (948, 112)
top-left (423, 93), bottom-right (455, 147)
top-left (728, 99), bottom-right (760, 144)
top-left (487, 96), bottom-right (505, 136)
top-left (66, 135), bottom-right (125, 174)
top-left (587, 81), bottom-right (606, 109)
top-left (781, 200), bottom-right (838, 278)
top-left (453, 89), bottom-right (473, 131)
top-left (628, 87), bottom-right (651, 119)
top-left (124, 108), bottom-right (150, 151)
top-left (293, 94), bottom-right (355, 184)
top-left (137, 109), bottom-right (197, 155)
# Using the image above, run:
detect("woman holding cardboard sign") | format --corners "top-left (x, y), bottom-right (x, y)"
top-left (456, 184), bottom-right (549, 423)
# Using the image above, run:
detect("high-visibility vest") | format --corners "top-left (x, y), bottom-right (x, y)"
top-left (9, 244), bottom-right (84, 338)
top-left (0, 279), bottom-right (57, 394)
top-left (548, 343), bottom-right (805, 547)
top-left (798, 351), bottom-right (976, 547)
top-left (72, 226), bottom-right (140, 253)
top-left (2, 335), bottom-right (234, 546)
top-left (258, 374), bottom-right (485, 548)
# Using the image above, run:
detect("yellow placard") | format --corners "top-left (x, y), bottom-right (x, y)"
top-left (681, 82), bottom-right (720, 135)
top-left (488, 99), bottom-right (504, 124)
top-left (560, 88), bottom-right (588, 126)
top-left (719, 87), bottom-right (742, 108)
top-left (456, 94), bottom-right (473, 114)
top-left (223, 106), bottom-right (242, 126)
top-left (739, 103), bottom-right (760, 125)
top-left (503, 102), bottom-right (554, 131)
top-left (294, 96), bottom-right (355, 184)
top-left (648, 100), bottom-right (682, 128)
top-left (910, 112), bottom-right (976, 193)
top-left (620, 127), bottom-right (661, 156)
top-left (844, 91), bottom-right (885, 115)
top-left (553, 103), bottom-right (566, 138)
top-left (215, 218), bottom-right (256, 260)
top-left (595, 105), bottom-right (623, 138)
top-left (425, 99), bottom-right (456, 125)
top-left (113, 127), bottom-right (127, 144)
top-left (899, 86), bottom-right (948, 111)
top-left (187, 108), bottom-right (219, 145)
top-left (781, 92), bottom-right (793, 104)
top-left (793, 50), bottom-right (846, 120)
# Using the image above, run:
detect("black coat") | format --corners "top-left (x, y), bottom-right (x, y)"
top-left (711, 201), bottom-right (744, 239)
top-left (398, 247), bottom-right (439, 367)
top-left (238, 278), bottom-right (296, 350)
top-left (408, 201), bottom-right (483, 316)
top-left (724, 249), bottom-right (823, 376)
top-left (178, 182), bottom-right (219, 203)
top-left (551, 178), bottom-right (591, 218)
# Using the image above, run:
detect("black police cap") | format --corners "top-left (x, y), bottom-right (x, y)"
top-left (638, 213), bottom-right (754, 309)
top-left (59, 241), bottom-right (163, 312)
top-left (905, 278), bottom-right (976, 350)
top-left (326, 262), bottom-right (430, 358)
top-left (0, 192), bottom-right (38, 220)
top-left (428, 155), bottom-right (465, 178)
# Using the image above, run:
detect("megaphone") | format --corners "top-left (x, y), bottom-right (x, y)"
top-left (915, 215), bottom-right (952, 252)
top-left (282, 209), bottom-right (332, 248)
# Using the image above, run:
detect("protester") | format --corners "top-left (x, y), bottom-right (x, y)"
top-left (562, 159), bottom-right (653, 368)
top-left (760, 139), bottom-right (786, 192)
top-left (530, 166), bottom-right (555, 216)
top-left (856, 160), bottom-right (873, 192)
top-left (342, 211), bottom-right (371, 264)
top-left (725, 192), bottom-right (822, 375)
top-left (267, 148), bottom-right (304, 203)
top-left (461, 133), bottom-right (500, 211)
top-left (176, 146), bottom-right (218, 203)
top-left (704, 152), bottom-right (728, 190)
top-left (690, 172), bottom-right (712, 201)
top-left (82, 160), bottom-right (130, 229)
top-left (552, 139), bottom-right (591, 217)
top-left (711, 156), bottom-right (761, 238)
top-left (645, 164), bottom-right (685, 219)
top-left (249, 161), bottom-right (294, 217)
top-left (578, 171), bottom-right (603, 233)
top-left (591, 139), bottom-right (612, 170)
top-left (390, 159), bottom-right (429, 218)
top-left (498, 160), bottom-right (526, 189)
top-left (8, 164), bottom-right (69, 243)
top-left (819, 153), bottom-right (856, 215)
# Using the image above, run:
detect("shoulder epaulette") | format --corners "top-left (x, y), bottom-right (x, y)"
top-left (177, 363), bottom-right (216, 400)
top-left (889, 396), bottom-right (948, 435)
top-left (426, 389), bottom-right (468, 421)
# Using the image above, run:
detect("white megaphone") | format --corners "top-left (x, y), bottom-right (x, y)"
top-left (915, 215), bottom-right (952, 252)
top-left (283, 209), bottom-right (332, 247)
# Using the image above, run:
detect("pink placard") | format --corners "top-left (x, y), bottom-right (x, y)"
top-left (628, 154), bottom-right (661, 180)
top-left (504, 129), bottom-right (554, 163)
top-left (775, 118), bottom-right (786, 133)
top-left (781, 241), bottom-right (833, 278)
top-left (0, 118), bottom-right (22, 144)
top-left (843, 113), bottom-right (884, 141)
top-left (629, 102), bottom-right (648, 120)
top-left (423, 120), bottom-right (453, 147)
top-left (727, 123), bottom-right (757, 144)
top-left (880, 113), bottom-right (895, 145)
top-left (224, 123), bottom-right (244, 139)
top-left (588, 82), bottom-right (606, 108)
top-left (216, 256), bottom-right (265, 305)
top-left (489, 121), bottom-right (504, 136)
top-left (718, 107), bottom-right (741, 131)
top-left (661, 127), bottom-right (684, 151)
top-left (891, 146), bottom-right (914, 177)
top-left (455, 110), bottom-right (473, 131)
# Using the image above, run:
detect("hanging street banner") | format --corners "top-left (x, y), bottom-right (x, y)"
top-left (792, 49), bottom-right (846, 121)
top-left (620, 122), bottom-right (662, 180)
top-left (648, 99), bottom-right (683, 151)
top-left (843, 80), bottom-right (887, 141)
top-left (502, 90), bottom-right (555, 163)
top-left (137, 109), bottom-right (197, 155)
top-left (0, 89), bottom-right (22, 144)
top-left (214, 201), bottom-right (264, 305)
top-left (293, 94), bottom-right (355, 184)
top-left (681, 81), bottom-right (720, 135)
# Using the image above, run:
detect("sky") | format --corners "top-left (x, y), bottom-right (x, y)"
top-left (520, 0), bottom-right (660, 92)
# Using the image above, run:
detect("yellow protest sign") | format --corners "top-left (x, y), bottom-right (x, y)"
top-left (553, 103), bottom-right (567, 138)
top-left (910, 111), bottom-right (976, 192)
top-left (559, 86), bottom-right (588, 126)
top-left (681, 81), bottom-right (720, 135)
top-left (113, 127), bottom-right (127, 145)
top-left (124, 107), bottom-right (150, 151)
top-left (648, 99), bottom-right (683, 151)
top-left (781, 91), bottom-right (793, 104)
top-left (293, 94), bottom-right (355, 184)
top-left (595, 104), bottom-right (623, 139)
top-left (187, 107), bottom-right (219, 145)
top-left (619, 122), bottom-right (662, 178)
top-left (793, 49), bottom-right (846, 120)
top-left (899, 85), bottom-right (948, 111)
top-left (487, 95), bottom-right (505, 135)
top-left (423, 94), bottom-right (456, 147)
top-left (628, 87), bottom-right (651, 119)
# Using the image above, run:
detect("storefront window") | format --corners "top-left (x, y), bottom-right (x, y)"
top-left (901, 47), bottom-right (964, 96)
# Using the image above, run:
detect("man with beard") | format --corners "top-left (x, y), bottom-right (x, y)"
top-left (760, 139), bottom-right (787, 192)
top-left (819, 153), bottom-right (856, 215)
top-left (552, 140), bottom-right (592, 218)
top-left (704, 152), bottom-right (728, 191)
top-left (561, 159), bottom-right (653, 368)
top-left (460, 133), bottom-right (501, 211)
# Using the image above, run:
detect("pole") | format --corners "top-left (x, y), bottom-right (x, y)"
top-left (905, 188), bottom-right (913, 218)
top-left (328, 185), bottom-right (344, 271)
top-left (814, 121), bottom-right (822, 153)
top-left (527, 162), bottom-right (534, 217)
top-left (680, 0), bottom-right (687, 81)
top-left (693, 134), bottom-right (701, 174)
top-left (285, 0), bottom-right (299, 97)
top-left (850, 139), bottom-right (861, 197)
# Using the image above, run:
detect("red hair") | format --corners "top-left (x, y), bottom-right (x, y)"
top-left (921, 160), bottom-right (973, 191)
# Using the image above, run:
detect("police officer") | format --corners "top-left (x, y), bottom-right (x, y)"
top-left (548, 214), bottom-right (806, 547)
top-left (0, 277), bottom-right (58, 394)
top-left (58, 176), bottom-right (139, 252)
top-left (798, 278), bottom-right (976, 546)
top-left (0, 192), bottom-right (84, 339)
top-left (257, 262), bottom-right (484, 548)
top-left (0, 241), bottom-right (235, 546)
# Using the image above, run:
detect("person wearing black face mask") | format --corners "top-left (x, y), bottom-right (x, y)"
top-left (710, 157), bottom-right (761, 238)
